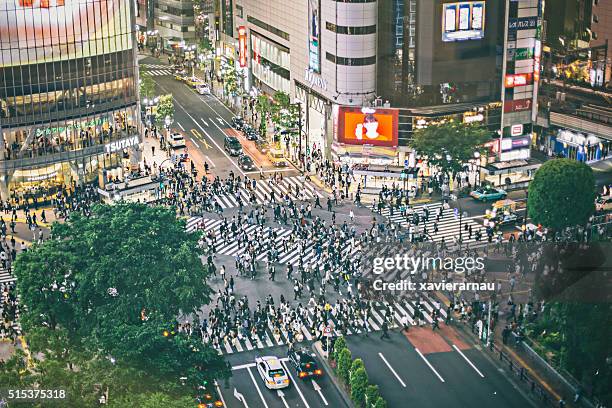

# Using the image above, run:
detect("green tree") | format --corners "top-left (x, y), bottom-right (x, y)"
top-left (527, 159), bottom-right (596, 230)
top-left (336, 348), bottom-right (352, 384)
top-left (14, 203), bottom-right (229, 390)
top-left (411, 122), bottom-right (490, 177)
top-left (109, 392), bottom-right (196, 408)
top-left (373, 396), bottom-right (388, 408)
top-left (155, 94), bottom-right (175, 126)
top-left (365, 384), bottom-right (380, 408)
top-left (139, 68), bottom-right (156, 99)
top-left (351, 358), bottom-right (365, 375)
top-left (333, 336), bottom-right (348, 361)
top-left (350, 367), bottom-right (369, 407)
top-left (255, 95), bottom-right (273, 137)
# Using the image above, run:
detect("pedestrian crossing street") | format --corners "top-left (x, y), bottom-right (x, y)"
top-left (380, 201), bottom-right (488, 246)
top-left (210, 177), bottom-right (326, 209)
top-left (0, 267), bottom-right (14, 284)
top-left (141, 63), bottom-right (173, 76)
top-left (209, 295), bottom-right (447, 355)
top-left (186, 217), bottom-right (360, 265)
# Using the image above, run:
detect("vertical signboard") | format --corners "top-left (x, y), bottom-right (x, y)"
top-left (308, 0), bottom-right (321, 72)
top-left (238, 26), bottom-right (247, 68)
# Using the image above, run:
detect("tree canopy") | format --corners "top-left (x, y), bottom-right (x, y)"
top-left (155, 94), bottom-right (175, 126)
top-left (527, 159), bottom-right (596, 230)
top-left (139, 67), bottom-right (156, 99)
top-left (411, 122), bottom-right (491, 176)
top-left (13, 203), bottom-right (229, 393)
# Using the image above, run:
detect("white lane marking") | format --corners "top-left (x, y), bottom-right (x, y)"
top-left (453, 344), bottom-right (485, 378)
top-left (415, 348), bottom-right (445, 383)
top-left (177, 122), bottom-right (185, 131)
top-left (217, 117), bottom-right (224, 124)
top-left (155, 82), bottom-right (246, 176)
top-left (378, 352), bottom-right (407, 387)
top-left (246, 366), bottom-right (270, 408)
top-left (204, 155), bottom-right (216, 168)
top-left (215, 381), bottom-right (228, 408)
top-left (281, 360), bottom-right (310, 408)
top-left (232, 362), bottom-right (256, 370)
top-left (234, 388), bottom-right (249, 408)
top-left (201, 118), bottom-right (210, 126)
top-left (312, 379), bottom-right (329, 406)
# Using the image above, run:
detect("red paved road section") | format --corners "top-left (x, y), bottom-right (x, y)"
top-left (438, 325), bottom-right (471, 350)
top-left (404, 327), bottom-right (453, 354)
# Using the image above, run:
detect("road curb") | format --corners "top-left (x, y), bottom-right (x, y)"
top-left (312, 341), bottom-right (354, 408)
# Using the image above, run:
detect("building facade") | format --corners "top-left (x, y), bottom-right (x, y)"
top-left (153, 0), bottom-right (197, 50)
top-left (0, 0), bottom-right (141, 202)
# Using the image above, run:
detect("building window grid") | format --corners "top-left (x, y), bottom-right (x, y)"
top-left (0, 0), bottom-right (138, 161)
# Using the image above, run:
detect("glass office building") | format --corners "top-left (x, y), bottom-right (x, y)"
top-left (0, 0), bottom-right (140, 202)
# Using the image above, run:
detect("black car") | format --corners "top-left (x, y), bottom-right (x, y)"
top-left (244, 128), bottom-right (259, 141)
top-left (287, 348), bottom-right (323, 379)
top-left (231, 116), bottom-right (245, 131)
top-left (224, 136), bottom-right (243, 156)
top-left (238, 154), bottom-right (256, 171)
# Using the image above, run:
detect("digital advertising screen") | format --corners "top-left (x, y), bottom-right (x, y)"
top-left (308, 0), bottom-right (320, 73)
top-left (0, 0), bottom-right (133, 67)
top-left (336, 106), bottom-right (398, 147)
top-left (442, 1), bottom-right (485, 42)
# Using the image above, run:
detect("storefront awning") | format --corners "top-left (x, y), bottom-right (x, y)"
top-left (550, 112), bottom-right (612, 141)
top-left (484, 158), bottom-right (543, 175)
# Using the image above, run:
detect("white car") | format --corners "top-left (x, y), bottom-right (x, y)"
top-left (196, 83), bottom-right (210, 95)
top-left (168, 132), bottom-right (186, 149)
top-left (255, 356), bottom-right (290, 389)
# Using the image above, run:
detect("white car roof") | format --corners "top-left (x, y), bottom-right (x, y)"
top-left (258, 356), bottom-right (283, 370)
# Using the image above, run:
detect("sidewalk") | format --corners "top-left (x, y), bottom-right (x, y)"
top-left (435, 290), bottom-right (588, 408)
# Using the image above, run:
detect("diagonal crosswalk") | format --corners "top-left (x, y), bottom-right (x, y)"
top-left (209, 177), bottom-right (326, 210)
top-left (378, 202), bottom-right (489, 246)
top-left (205, 297), bottom-right (447, 355)
top-left (186, 217), bottom-right (359, 266)
top-left (0, 267), bottom-right (15, 284)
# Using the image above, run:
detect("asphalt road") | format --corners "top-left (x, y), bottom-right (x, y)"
top-left (346, 329), bottom-right (536, 408)
top-left (144, 57), bottom-right (300, 179)
top-left (218, 346), bottom-right (348, 408)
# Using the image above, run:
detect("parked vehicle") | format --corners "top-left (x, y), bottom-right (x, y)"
top-left (224, 136), bottom-right (243, 156)
top-left (231, 116), bottom-right (245, 131)
top-left (168, 132), bottom-right (186, 149)
top-left (470, 186), bottom-right (507, 202)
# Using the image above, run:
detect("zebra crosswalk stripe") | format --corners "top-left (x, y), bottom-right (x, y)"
top-left (0, 268), bottom-right (15, 284)
top-left (206, 298), bottom-right (446, 355)
top-left (379, 201), bottom-right (490, 245)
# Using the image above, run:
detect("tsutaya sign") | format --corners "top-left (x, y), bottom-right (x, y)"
top-left (305, 68), bottom-right (328, 91)
top-left (104, 136), bottom-right (139, 153)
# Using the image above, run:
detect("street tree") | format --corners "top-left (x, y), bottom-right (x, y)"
top-left (350, 367), bottom-right (369, 407)
top-left (336, 348), bottom-right (352, 384)
top-left (373, 396), bottom-right (388, 408)
top-left (255, 94), bottom-right (273, 136)
top-left (155, 94), bottom-right (175, 126)
top-left (333, 336), bottom-right (348, 361)
top-left (411, 122), bottom-right (490, 177)
top-left (365, 384), bottom-right (381, 408)
top-left (14, 203), bottom-right (229, 390)
top-left (527, 158), bottom-right (596, 230)
top-left (139, 68), bottom-right (156, 100)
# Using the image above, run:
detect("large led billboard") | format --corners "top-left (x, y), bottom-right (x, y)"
top-left (0, 0), bottom-right (133, 67)
top-left (442, 1), bottom-right (485, 42)
top-left (308, 0), bottom-right (320, 73)
top-left (336, 107), bottom-right (398, 147)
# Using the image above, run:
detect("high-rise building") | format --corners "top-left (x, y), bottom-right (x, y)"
top-left (154, 0), bottom-right (196, 49)
top-left (0, 0), bottom-right (141, 202)
top-left (590, 0), bottom-right (611, 85)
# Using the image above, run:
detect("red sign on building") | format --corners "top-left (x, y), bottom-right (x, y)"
top-left (238, 26), bottom-right (247, 68)
top-left (503, 98), bottom-right (532, 113)
top-left (505, 73), bottom-right (532, 88)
